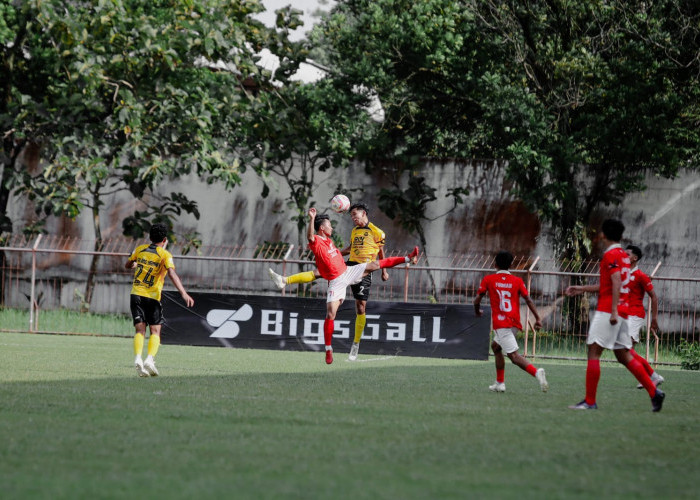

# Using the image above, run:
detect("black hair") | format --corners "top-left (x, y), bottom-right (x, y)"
top-left (626, 244), bottom-right (643, 260)
top-left (349, 202), bottom-right (368, 214)
top-left (495, 250), bottom-right (514, 270)
top-left (314, 214), bottom-right (330, 232)
top-left (601, 219), bottom-right (625, 242)
top-left (149, 223), bottom-right (168, 244)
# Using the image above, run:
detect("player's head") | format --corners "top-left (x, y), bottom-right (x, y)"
top-left (495, 250), bottom-right (514, 270)
top-left (626, 244), bottom-right (643, 262)
top-left (349, 202), bottom-right (369, 225)
top-left (314, 214), bottom-right (331, 233)
top-left (601, 219), bottom-right (624, 242)
top-left (149, 223), bottom-right (168, 244)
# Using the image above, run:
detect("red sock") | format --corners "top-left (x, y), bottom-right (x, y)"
top-left (408, 246), bottom-right (419, 259)
top-left (496, 369), bottom-right (505, 383)
top-left (627, 358), bottom-right (656, 397)
top-left (379, 256), bottom-right (407, 268)
top-left (630, 349), bottom-right (654, 376)
top-left (525, 364), bottom-right (537, 377)
top-left (324, 319), bottom-right (334, 347)
top-left (585, 359), bottom-right (600, 406)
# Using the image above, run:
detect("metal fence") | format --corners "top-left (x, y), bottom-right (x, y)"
top-left (1, 234), bottom-right (698, 365)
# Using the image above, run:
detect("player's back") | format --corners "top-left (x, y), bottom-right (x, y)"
top-left (130, 244), bottom-right (173, 300)
top-left (478, 271), bottom-right (527, 330)
top-left (598, 244), bottom-right (630, 315)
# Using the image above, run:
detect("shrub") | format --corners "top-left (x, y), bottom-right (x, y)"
top-left (676, 339), bottom-right (700, 370)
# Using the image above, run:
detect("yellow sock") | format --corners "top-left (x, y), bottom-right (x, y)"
top-left (134, 333), bottom-right (145, 356)
top-left (147, 334), bottom-right (160, 357)
top-left (287, 270), bottom-right (317, 285)
top-left (354, 314), bottom-right (366, 343)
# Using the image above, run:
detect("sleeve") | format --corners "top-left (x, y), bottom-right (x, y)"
top-left (518, 278), bottom-right (529, 297)
top-left (308, 235), bottom-right (319, 252)
top-left (163, 251), bottom-right (175, 270)
top-left (371, 224), bottom-right (386, 245)
top-left (641, 273), bottom-right (654, 292)
top-left (128, 245), bottom-right (141, 262)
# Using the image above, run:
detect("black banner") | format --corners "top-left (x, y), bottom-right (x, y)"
top-left (161, 292), bottom-right (491, 360)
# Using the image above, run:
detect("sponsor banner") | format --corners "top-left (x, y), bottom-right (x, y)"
top-left (161, 292), bottom-right (491, 360)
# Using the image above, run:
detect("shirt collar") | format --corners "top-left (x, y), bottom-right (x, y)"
top-left (496, 270), bottom-right (511, 275)
top-left (604, 243), bottom-right (622, 253)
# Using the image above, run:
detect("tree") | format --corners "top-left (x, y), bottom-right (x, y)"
top-left (318, 0), bottom-right (700, 260)
top-left (244, 6), bottom-right (376, 250)
top-left (2, 0), bottom-right (276, 306)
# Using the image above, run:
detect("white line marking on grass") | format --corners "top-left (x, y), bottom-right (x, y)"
top-left (346, 356), bottom-right (396, 363)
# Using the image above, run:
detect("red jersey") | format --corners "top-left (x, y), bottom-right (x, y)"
top-left (598, 244), bottom-right (630, 317)
top-left (627, 267), bottom-right (654, 318)
top-left (477, 271), bottom-right (529, 330)
top-left (308, 235), bottom-right (346, 280)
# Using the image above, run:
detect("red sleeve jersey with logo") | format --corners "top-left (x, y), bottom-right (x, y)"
top-left (308, 235), bottom-right (347, 280)
top-left (598, 244), bottom-right (631, 317)
top-left (627, 267), bottom-right (653, 318)
top-left (477, 271), bottom-right (528, 330)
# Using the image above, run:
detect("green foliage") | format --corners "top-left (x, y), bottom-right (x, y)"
top-left (676, 339), bottom-right (700, 370)
top-left (2, 0), bottom-right (274, 239)
top-left (318, 0), bottom-right (700, 259)
top-left (246, 71), bottom-right (375, 246)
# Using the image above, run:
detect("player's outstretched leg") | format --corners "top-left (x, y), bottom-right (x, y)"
top-left (378, 247), bottom-right (420, 269)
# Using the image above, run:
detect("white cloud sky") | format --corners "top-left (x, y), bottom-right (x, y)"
top-left (256, 0), bottom-right (336, 41)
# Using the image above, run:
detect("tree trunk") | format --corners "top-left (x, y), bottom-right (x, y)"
top-left (83, 190), bottom-right (103, 311)
top-left (415, 223), bottom-right (438, 302)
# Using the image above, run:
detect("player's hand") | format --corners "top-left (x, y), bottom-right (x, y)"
top-left (308, 207), bottom-right (317, 218)
top-left (474, 307), bottom-right (483, 317)
top-left (650, 318), bottom-right (659, 333)
top-left (381, 269), bottom-right (389, 281)
top-left (534, 319), bottom-right (543, 330)
top-left (565, 286), bottom-right (581, 296)
top-left (182, 293), bottom-right (194, 308)
top-left (609, 312), bottom-right (618, 325)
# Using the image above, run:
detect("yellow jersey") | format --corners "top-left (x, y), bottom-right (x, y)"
top-left (128, 244), bottom-right (174, 301)
top-left (348, 223), bottom-right (386, 263)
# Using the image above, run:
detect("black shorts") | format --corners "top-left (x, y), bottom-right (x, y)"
top-left (347, 261), bottom-right (372, 301)
top-left (130, 294), bottom-right (164, 326)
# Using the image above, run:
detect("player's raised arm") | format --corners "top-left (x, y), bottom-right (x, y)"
top-left (307, 207), bottom-right (317, 244)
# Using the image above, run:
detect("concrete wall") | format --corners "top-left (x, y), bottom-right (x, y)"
top-left (7, 158), bottom-right (699, 273)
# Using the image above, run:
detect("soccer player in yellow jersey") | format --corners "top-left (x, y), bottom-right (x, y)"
top-left (269, 203), bottom-right (392, 360)
top-left (125, 223), bottom-right (194, 377)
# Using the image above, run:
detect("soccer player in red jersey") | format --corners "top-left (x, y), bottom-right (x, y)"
top-left (565, 219), bottom-right (665, 411)
top-left (300, 207), bottom-right (418, 364)
top-left (473, 250), bottom-right (549, 393)
top-left (626, 245), bottom-right (664, 388)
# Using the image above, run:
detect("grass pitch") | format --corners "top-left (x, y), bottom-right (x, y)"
top-left (1, 332), bottom-right (698, 499)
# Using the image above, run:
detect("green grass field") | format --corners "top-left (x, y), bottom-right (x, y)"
top-left (1, 332), bottom-right (698, 499)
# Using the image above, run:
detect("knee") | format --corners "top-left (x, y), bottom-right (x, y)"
top-left (491, 341), bottom-right (502, 354)
top-left (356, 302), bottom-right (366, 315)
